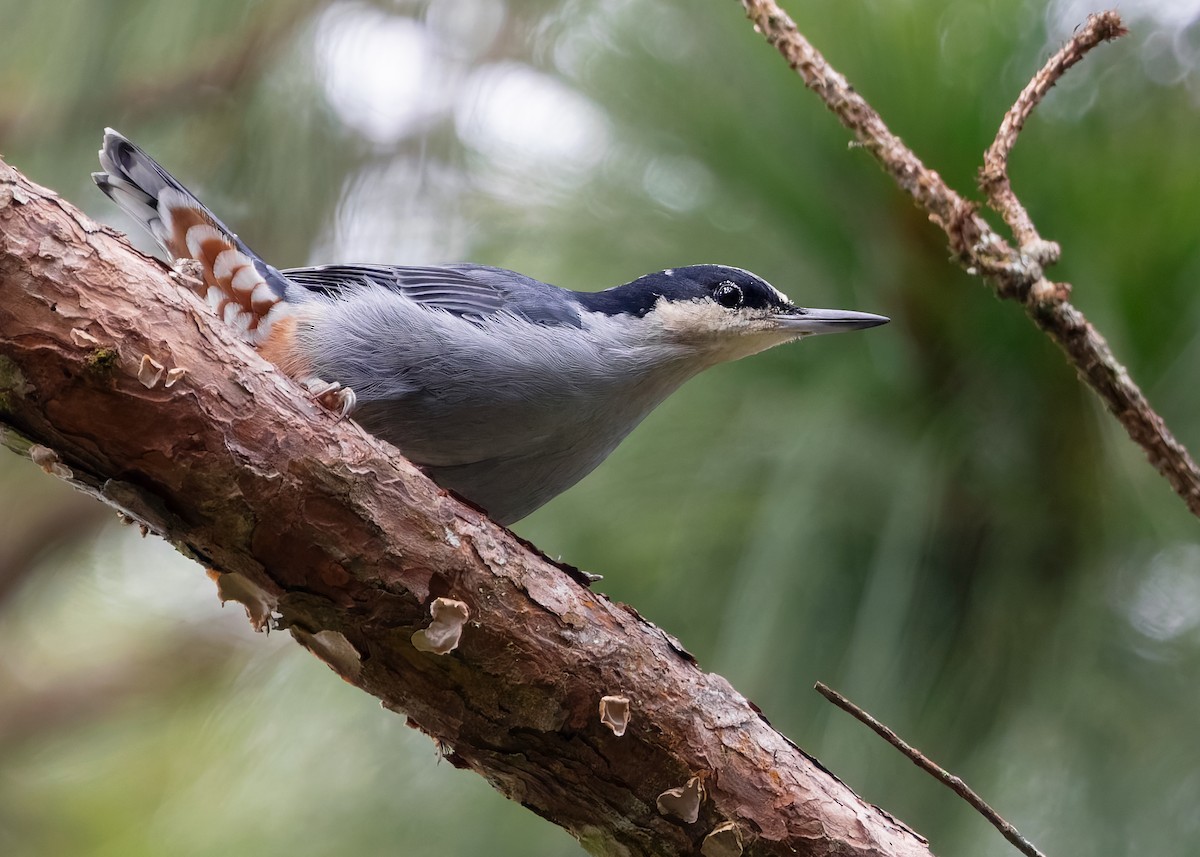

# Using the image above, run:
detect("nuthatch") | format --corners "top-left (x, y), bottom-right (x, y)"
top-left (93, 129), bottom-right (888, 525)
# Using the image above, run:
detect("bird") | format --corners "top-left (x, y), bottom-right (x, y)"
top-left (92, 128), bottom-right (888, 525)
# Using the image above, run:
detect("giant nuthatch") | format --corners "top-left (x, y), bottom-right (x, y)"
top-left (93, 129), bottom-right (887, 525)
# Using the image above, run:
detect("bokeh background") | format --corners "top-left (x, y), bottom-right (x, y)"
top-left (2, 0), bottom-right (1200, 854)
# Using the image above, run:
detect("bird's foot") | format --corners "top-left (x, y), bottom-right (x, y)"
top-left (169, 257), bottom-right (206, 297)
top-left (304, 378), bottom-right (357, 418)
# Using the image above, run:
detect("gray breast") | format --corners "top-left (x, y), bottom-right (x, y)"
top-left (290, 282), bottom-right (698, 524)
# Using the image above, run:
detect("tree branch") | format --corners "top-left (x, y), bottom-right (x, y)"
top-left (979, 12), bottom-right (1128, 252)
top-left (0, 162), bottom-right (934, 855)
top-left (816, 683), bottom-right (1046, 857)
top-left (739, 2), bottom-right (1200, 519)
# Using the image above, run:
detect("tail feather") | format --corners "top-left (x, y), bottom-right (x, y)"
top-left (92, 128), bottom-right (292, 345)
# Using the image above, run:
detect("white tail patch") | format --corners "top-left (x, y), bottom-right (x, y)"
top-left (212, 248), bottom-right (241, 283)
top-left (165, 222), bottom-right (286, 346)
top-left (230, 266), bottom-right (259, 295)
top-left (254, 304), bottom-right (288, 342)
top-left (205, 286), bottom-right (225, 310)
top-left (250, 282), bottom-right (276, 309)
top-left (230, 308), bottom-right (256, 335)
top-left (185, 224), bottom-right (226, 261)
top-left (156, 188), bottom-right (192, 240)
top-left (94, 129), bottom-right (292, 350)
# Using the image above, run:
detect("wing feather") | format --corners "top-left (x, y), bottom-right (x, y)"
top-left (281, 263), bottom-right (582, 327)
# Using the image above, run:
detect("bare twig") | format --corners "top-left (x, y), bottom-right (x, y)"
top-left (980, 11), bottom-right (1129, 253)
top-left (816, 682), bottom-right (1047, 857)
top-left (742, 0), bottom-right (967, 231)
top-left (740, 1), bottom-right (1200, 519)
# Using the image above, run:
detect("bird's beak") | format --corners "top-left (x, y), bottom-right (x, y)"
top-left (775, 307), bottom-right (890, 335)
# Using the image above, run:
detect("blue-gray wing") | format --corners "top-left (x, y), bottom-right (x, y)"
top-left (281, 263), bottom-right (582, 327)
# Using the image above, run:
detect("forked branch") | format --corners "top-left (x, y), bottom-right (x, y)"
top-left (740, 2), bottom-right (1200, 518)
top-left (980, 11), bottom-right (1128, 252)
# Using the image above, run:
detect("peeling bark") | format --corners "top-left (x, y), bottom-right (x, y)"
top-left (0, 160), bottom-right (934, 857)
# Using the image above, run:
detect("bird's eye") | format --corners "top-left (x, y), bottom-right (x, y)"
top-left (714, 282), bottom-right (743, 309)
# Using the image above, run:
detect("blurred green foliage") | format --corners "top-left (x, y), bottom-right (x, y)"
top-left (2, 1), bottom-right (1200, 855)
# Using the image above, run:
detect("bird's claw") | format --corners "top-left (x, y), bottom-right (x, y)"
top-left (304, 378), bottom-right (357, 418)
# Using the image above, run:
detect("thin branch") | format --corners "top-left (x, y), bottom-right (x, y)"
top-left (0, 160), bottom-right (934, 857)
top-left (980, 12), bottom-right (1128, 252)
top-left (740, 1), bottom-right (1200, 519)
top-left (743, 0), bottom-right (967, 231)
top-left (816, 683), bottom-right (1047, 857)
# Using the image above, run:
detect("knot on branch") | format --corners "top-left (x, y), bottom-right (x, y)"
top-left (976, 164), bottom-right (1006, 198)
top-left (1021, 238), bottom-right (1061, 268)
top-left (1027, 278), bottom-right (1072, 308)
top-left (946, 199), bottom-right (982, 262)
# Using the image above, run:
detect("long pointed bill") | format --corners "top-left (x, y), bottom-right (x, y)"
top-left (775, 307), bottom-right (890, 335)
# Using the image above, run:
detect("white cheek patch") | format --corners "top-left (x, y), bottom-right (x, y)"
top-left (652, 299), bottom-right (767, 336)
top-left (646, 298), bottom-right (790, 363)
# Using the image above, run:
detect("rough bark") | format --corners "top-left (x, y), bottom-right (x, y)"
top-left (0, 163), bottom-right (934, 856)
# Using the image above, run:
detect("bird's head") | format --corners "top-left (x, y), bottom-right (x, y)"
top-left (581, 265), bottom-right (888, 366)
